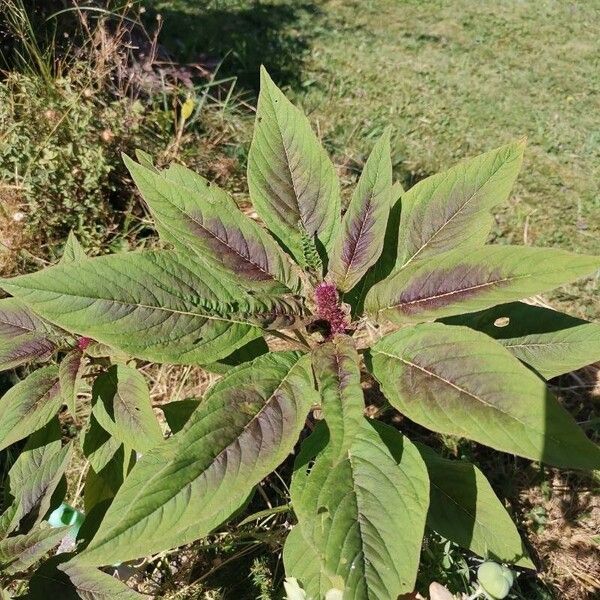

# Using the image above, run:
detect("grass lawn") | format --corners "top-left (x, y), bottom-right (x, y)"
top-left (147, 0), bottom-right (600, 319)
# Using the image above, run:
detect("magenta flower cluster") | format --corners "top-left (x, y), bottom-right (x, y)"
top-left (314, 282), bottom-right (349, 338)
top-left (77, 336), bottom-right (92, 351)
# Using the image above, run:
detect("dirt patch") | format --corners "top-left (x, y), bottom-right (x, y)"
top-left (518, 366), bottom-right (600, 599)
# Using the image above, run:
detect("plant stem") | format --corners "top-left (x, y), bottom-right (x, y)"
top-left (466, 586), bottom-right (484, 600)
top-left (293, 328), bottom-right (311, 348)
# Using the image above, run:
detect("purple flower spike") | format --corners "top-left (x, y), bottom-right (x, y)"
top-left (314, 282), bottom-right (349, 338)
top-left (77, 336), bottom-right (92, 351)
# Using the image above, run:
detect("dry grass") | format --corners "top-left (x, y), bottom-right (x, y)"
top-left (521, 471), bottom-right (599, 598)
top-left (0, 185), bottom-right (29, 275)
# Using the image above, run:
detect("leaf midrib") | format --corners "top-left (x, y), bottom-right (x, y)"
top-left (263, 82), bottom-right (319, 236)
top-left (336, 188), bottom-right (378, 290)
top-left (379, 273), bottom-right (529, 313)
top-left (11, 285), bottom-right (269, 327)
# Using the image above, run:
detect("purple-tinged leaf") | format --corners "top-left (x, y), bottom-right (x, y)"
top-left (328, 128), bottom-right (393, 292)
top-left (59, 349), bottom-right (85, 417)
top-left (125, 156), bottom-right (302, 294)
top-left (0, 366), bottom-right (63, 451)
top-left (7, 418), bottom-right (72, 530)
top-left (248, 67), bottom-right (341, 266)
top-left (1, 251), bottom-right (306, 365)
top-left (0, 524), bottom-right (70, 575)
top-left (366, 245), bottom-right (600, 323)
top-left (441, 302), bottom-right (600, 379)
top-left (396, 141), bottom-right (525, 268)
top-left (77, 352), bottom-right (317, 566)
top-left (345, 189), bottom-right (403, 314)
top-left (92, 365), bottom-right (163, 452)
top-left (0, 298), bottom-right (57, 371)
top-left (369, 323), bottom-right (600, 470)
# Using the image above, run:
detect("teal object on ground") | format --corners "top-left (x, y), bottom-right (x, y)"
top-left (47, 502), bottom-right (85, 536)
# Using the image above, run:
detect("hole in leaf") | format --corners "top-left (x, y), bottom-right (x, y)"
top-left (494, 317), bottom-right (510, 328)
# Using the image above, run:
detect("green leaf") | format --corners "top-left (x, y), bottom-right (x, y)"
top-left (163, 162), bottom-right (229, 202)
top-left (204, 336), bottom-right (270, 374)
top-left (311, 335), bottom-right (365, 451)
top-left (369, 323), bottom-right (600, 470)
top-left (92, 365), bottom-right (162, 452)
top-left (76, 351), bottom-right (317, 566)
top-left (0, 503), bottom-right (22, 540)
top-left (160, 399), bottom-right (200, 434)
top-left (365, 245), bottom-right (600, 324)
top-left (134, 148), bottom-right (157, 172)
top-left (7, 419), bottom-right (72, 530)
top-left (417, 444), bottom-right (533, 568)
top-left (1, 250), bottom-right (305, 365)
top-left (63, 562), bottom-right (150, 600)
top-left (59, 349), bottom-right (85, 416)
top-left (61, 562), bottom-right (149, 599)
top-left (328, 128), bottom-right (393, 292)
top-left (0, 524), bottom-right (69, 575)
top-left (0, 298), bottom-right (57, 371)
top-left (84, 445), bottom-right (133, 515)
top-left (289, 337), bottom-right (429, 598)
top-left (441, 302), bottom-right (600, 379)
top-left (60, 231), bottom-right (86, 263)
top-left (124, 156), bottom-right (302, 294)
top-left (283, 528), bottom-right (321, 599)
top-left (84, 341), bottom-right (130, 362)
top-left (81, 415), bottom-right (122, 473)
top-left (290, 419), bottom-right (430, 599)
top-left (0, 366), bottom-right (63, 450)
top-left (28, 555), bottom-right (148, 599)
top-left (396, 141), bottom-right (525, 268)
top-left (248, 67), bottom-right (341, 266)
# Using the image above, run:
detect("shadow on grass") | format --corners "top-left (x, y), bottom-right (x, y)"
top-left (141, 0), bottom-right (320, 96)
